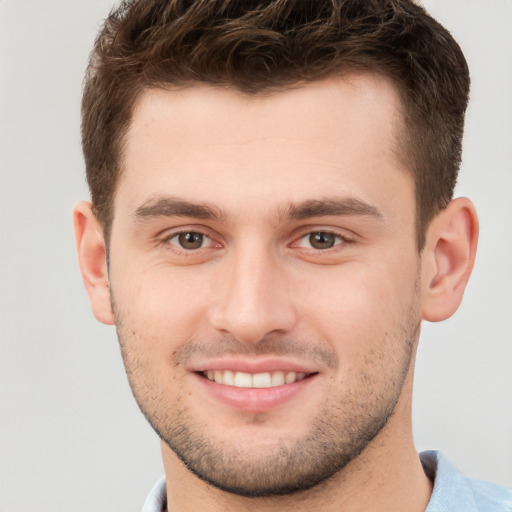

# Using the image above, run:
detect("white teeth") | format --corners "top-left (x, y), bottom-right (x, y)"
top-left (204, 370), bottom-right (310, 388)
top-left (252, 372), bottom-right (272, 388)
top-left (271, 371), bottom-right (285, 386)
top-left (223, 369), bottom-right (235, 386)
top-left (234, 371), bottom-right (252, 388)
top-left (285, 371), bottom-right (296, 384)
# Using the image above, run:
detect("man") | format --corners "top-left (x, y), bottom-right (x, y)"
top-left (73, 0), bottom-right (511, 510)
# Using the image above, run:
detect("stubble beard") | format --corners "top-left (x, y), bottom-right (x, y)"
top-left (151, 385), bottom-right (410, 497)
top-left (112, 291), bottom-right (421, 498)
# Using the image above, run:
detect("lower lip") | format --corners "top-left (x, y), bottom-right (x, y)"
top-left (193, 373), bottom-right (317, 413)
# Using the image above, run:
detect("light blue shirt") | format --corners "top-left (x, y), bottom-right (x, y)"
top-left (422, 451), bottom-right (512, 511)
top-left (142, 451), bottom-right (512, 511)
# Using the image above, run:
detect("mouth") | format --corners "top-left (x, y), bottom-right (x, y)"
top-left (195, 369), bottom-right (318, 412)
top-left (190, 358), bottom-right (321, 412)
top-left (200, 369), bottom-right (314, 388)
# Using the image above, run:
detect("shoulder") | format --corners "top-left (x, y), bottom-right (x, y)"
top-left (467, 476), bottom-right (512, 511)
top-left (421, 451), bottom-right (512, 512)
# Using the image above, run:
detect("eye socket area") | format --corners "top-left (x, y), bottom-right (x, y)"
top-left (161, 227), bottom-right (351, 254)
top-left (165, 230), bottom-right (220, 251)
top-left (295, 231), bottom-right (347, 250)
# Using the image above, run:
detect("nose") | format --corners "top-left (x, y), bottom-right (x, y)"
top-left (208, 244), bottom-right (298, 344)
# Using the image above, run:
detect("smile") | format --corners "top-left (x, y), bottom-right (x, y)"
top-left (202, 370), bottom-right (311, 388)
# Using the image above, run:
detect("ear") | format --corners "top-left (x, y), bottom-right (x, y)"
top-left (73, 201), bottom-right (115, 325)
top-left (421, 197), bottom-right (479, 322)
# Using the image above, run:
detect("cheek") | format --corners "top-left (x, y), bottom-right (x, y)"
top-left (115, 261), bottom-right (212, 322)
top-left (295, 263), bottom-right (419, 359)
top-left (110, 269), bottom-right (215, 379)
top-left (296, 265), bottom-right (407, 324)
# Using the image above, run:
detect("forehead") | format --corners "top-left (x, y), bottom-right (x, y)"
top-left (128, 73), bottom-right (403, 152)
top-left (117, 74), bottom-right (412, 223)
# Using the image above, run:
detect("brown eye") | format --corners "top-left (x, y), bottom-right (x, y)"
top-left (176, 232), bottom-right (205, 250)
top-left (296, 231), bottom-right (346, 250)
top-left (309, 232), bottom-right (336, 249)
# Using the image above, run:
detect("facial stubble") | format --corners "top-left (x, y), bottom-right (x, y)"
top-left (112, 285), bottom-right (421, 498)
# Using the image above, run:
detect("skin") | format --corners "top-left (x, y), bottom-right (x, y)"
top-left (74, 74), bottom-right (478, 512)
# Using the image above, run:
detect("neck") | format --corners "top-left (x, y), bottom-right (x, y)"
top-left (161, 369), bottom-right (432, 512)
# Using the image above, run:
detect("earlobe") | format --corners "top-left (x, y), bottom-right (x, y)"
top-left (421, 197), bottom-right (479, 322)
top-left (73, 201), bottom-right (115, 325)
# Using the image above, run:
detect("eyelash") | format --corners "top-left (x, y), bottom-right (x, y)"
top-left (293, 230), bottom-right (349, 251)
top-left (161, 231), bottom-right (219, 252)
top-left (159, 228), bottom-right (352, 253)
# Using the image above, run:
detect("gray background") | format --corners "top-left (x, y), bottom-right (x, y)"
top-left (1, 1), bottom-right (511, 511)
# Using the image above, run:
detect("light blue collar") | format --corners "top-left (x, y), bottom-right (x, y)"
top-left (142, 451), bottom-right (512, 511)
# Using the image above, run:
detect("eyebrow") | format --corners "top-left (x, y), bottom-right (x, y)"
top-left (283, 197), bottom-right (383, 221)
top-left (133, 195), bottom-right (382, 224)
top-left (134, 197), bottom-right (226, 222)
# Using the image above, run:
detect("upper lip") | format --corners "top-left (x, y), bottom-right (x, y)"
top-left (188, 357), bottom-right (319, 375)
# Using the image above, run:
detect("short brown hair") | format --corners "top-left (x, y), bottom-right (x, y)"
top-left (82, 0), bottom-right (470, 248)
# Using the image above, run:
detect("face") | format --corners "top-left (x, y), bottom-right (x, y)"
top-left (108, 75), bottom-right (422, 496)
